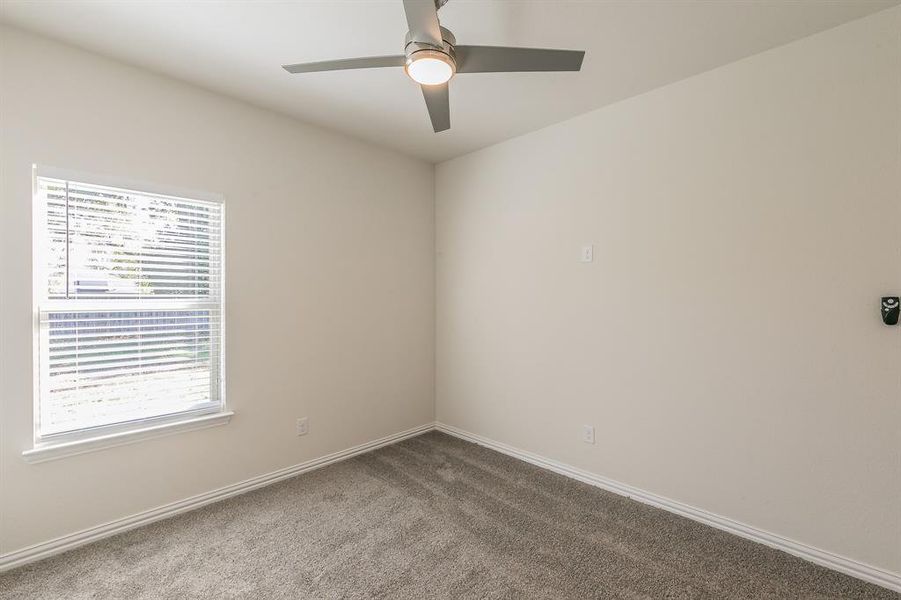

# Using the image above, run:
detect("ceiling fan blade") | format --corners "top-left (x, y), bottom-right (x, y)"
top-left (403, 0), bottom-right (443, 47)
top-left (421, 83), bottom-right (450, 132)
top-left (283, 55), bottom-right (406, 74)
top-left (455, 46), bottom-right (585, 73)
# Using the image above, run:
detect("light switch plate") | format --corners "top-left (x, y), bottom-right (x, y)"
top-left (582, 425), bottom-right (595, 444)
top-left (581, 245), bottom-right (593, 263)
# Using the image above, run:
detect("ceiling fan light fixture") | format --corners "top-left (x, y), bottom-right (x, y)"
top-left (405, 50), bottom-right (455, 85)
top-left (282, 3), bottom-right (585, 133)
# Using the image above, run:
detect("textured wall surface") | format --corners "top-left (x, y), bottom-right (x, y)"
top-left (436, 8), bottom-right (900, 574)
top-left (0, 25), bottom-right (435, 555)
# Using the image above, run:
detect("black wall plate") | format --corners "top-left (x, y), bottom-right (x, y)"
top-left (881, 297), bottom-right (899, 325)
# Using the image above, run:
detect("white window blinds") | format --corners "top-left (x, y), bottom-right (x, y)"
top-left (36, 176), bottom-right (224, 439)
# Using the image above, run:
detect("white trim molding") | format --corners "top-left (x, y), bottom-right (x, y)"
top-left (22, 411), bottom-right (235, 464)
top-left (434, 422), bottom-right (901, 594)
top-left (4, 420), bottom-right (898, 594)
top-left (0, 422), bottom-right (433, 573)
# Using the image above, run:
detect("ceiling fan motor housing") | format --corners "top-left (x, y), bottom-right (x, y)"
top-left (405, 26), bottom-right (457, 72)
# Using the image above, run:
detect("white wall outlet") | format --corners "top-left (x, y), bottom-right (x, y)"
top-left (582, 425), bottom-right (595, 444)
top-left (581, 245), bottom-right (594, 263)
top-left (296, 417), bottom-right (309, 436)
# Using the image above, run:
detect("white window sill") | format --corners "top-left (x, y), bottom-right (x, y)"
top-left (22, 411), bottom-right (234, 464)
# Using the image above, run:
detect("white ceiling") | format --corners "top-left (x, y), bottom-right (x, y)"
top-left (1, 0), bottom-right (897, 163)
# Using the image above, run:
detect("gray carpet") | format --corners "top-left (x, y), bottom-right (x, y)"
top-left (1, 431), bottom-right (897, 599)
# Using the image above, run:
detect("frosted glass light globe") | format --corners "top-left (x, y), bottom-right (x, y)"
top-left (406, 54), bottom-right (454, 85)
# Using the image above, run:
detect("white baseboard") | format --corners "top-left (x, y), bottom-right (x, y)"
top-left (434, 421), bottom-right (901, 594)
top-left (0, 422), bottom-right (433, 573)
top-left (4, 421), bottom-right (898, 594)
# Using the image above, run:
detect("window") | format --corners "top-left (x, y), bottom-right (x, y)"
top-left (28, 168), bottom-right (228, 460)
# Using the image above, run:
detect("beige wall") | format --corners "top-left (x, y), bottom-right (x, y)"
top-left (2, 4), bottom-right (899, 579)
top-left (0, 26), bottom-right (435, 555)
top-left (436, 7), bottom-right (901, 574)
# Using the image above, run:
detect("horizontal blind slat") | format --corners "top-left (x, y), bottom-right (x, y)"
top-left (37, 175), bottom-right (224, 438)
top-left (48, 368), bottom-right (214, 390)
top-left (49, 332), bottom-right (212, 349)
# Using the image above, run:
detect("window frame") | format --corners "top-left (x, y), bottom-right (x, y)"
top-left (26, 165), bottom-right (231, 463)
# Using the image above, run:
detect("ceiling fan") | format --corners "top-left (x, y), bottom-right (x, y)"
top-left (282, 0), bottom-right (585, 133)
